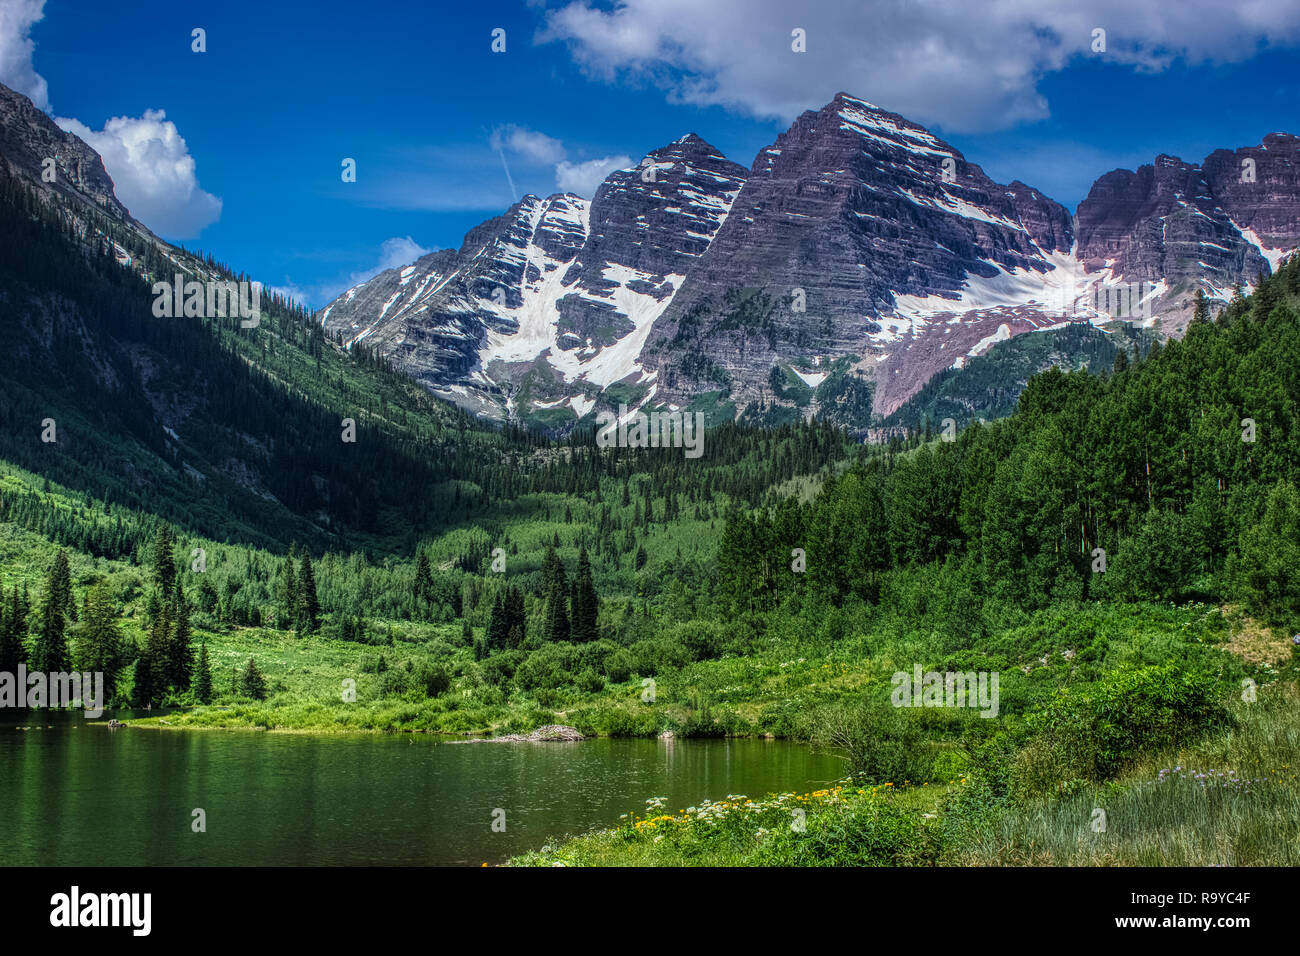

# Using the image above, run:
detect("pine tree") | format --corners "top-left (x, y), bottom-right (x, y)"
top-left (32, 553), bottom-right (70, 673)
top-left (150, 526), bottom-right (176, 601)
top-left (506, 586), bottom-right (526, 648)
top-left (298, 552), bottom-right (320, 633)
top-left (540, 546), bottom-right (560, 596)
top-left (240, 657), bottom-right (268, 701)
top-left (571, 545), bottom-right (599, 642)
top-left (1191, 288), bottom-right (1210, 324)
top-left (0, 586), bottom-right (26, 673)
top-left (544, 548), bottom-right (570, 643)
top-left (486, 592), bottom-right (508, 651)
top-left (413, 550), bottom-right (434, 616)
top-left (277, 554), bottom-right (299, 630)
top-left (194, 641), bottom-right (213, 704)
top-left (51, 549), bottom-right (75, 622)
top-left (134, 612), bottom-right (170, 706)
top-left (144, 589), bottom-right (161, 627)
top-left (167, 596), bottom-right (194, 691)
top-left (74, 584), bottom-right (123, 701)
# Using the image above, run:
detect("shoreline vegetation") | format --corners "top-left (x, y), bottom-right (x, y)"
top-left (510, 679), bottom-right (1300, 866)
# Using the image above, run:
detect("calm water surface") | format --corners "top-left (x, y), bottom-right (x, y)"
top-left (0, 716), bottom-right (843, 865)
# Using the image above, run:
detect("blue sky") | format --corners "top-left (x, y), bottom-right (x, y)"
top-left (10, 0), bottom-right (1300, 306)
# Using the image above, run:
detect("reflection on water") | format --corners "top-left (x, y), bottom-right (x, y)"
top-left (0, 719), bottom-right (843, 865)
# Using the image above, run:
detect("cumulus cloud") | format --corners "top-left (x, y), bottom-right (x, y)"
top-left (56, 111), bottom-right (222, 238)
top-left (0, 0), bottom-right (49, 110)
top-left (369, 236), bottom-right (430, 276)
top-left (538, 0), bottom-right (1300, 132)
top-left (278, 237), bottom-right (434, 309)
top-left (490, 124), bottom-right (567, 164)
top-left (555, 154), bottom-right (633, 195)
top-left (485, 124), bottom-right (628, 198)
top-left (0, 1), bottom-right (221, 238)
top-left (331, 236), bottom-right (430, 300)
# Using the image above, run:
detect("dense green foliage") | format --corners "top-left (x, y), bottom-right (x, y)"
top-left (720, 254), bottom-right (1300, 625)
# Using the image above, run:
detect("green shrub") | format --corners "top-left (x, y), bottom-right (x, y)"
top-left (514, 644), bottom-right (578, 691)
top-left (630, 637), bottom-right (692, 676)
top-left (755, 797), bottom-right (937, 866)
top-left (378, 662), bottom-right (411, 696)
top-left (669, 621), bottom-right (728, 661)
top-left (481, 649), bottom-right (524, 686)
top-left (1023, 663), bottom-right (1230, 786)
top-left (807, 699), bottom-right (934, 784)
top-left (586, 704), bottom-right (658, 737)
top-left (604, 648), bottom-right (635, 683)
top-left (931, 748), bottom-right (970, 781)
top-left (412, 659), bottom-right (451, 698)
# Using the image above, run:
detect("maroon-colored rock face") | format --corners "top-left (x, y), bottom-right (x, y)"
top-left (640, 93), bottom-right (1076, 410)
top-left (4, 70), bottom-right (1294, 436)
top-left (1075, 153), bottom-right (1271, 289)
top-left (1202, 133), bottom-right (1300, 251)
top-left (319, 134), bottom-right (748, 419)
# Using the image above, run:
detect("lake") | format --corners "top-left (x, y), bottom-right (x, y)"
top-left (0, 716), bottom-right (844, 865)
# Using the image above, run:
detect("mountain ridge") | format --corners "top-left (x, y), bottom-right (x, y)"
top-left (320, 91), bottom-right (1299, 433)
top-left (2, 77), bottom-right (1294, 440)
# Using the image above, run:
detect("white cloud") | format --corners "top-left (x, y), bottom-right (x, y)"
top-left (318, 236), bottom-right (432, 304)
top-left (0, 1), bottom-right (222, 239)
top-left (268, 279), bottom-right (311, 309)
top-left (0, 0), bottom-right (49, 110)
top-left (370, 236), bottom-right (430, 276)
top-left (486, 125), bottom-right (630, 198)
top-left (555, 154), bottom-right (632, 196)
top-left (539, 0), bottom-right (1300, 132)
top-left (56, 111), bottom-right (221, 238)
top-left (270, 238), bottom-right (435, 309)
top-left (490, 124), bottom-right (567, 164)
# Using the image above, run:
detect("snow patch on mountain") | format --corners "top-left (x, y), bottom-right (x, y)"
top-left (1235, 222), bottom-right (1294, 273)
top-left (792, 368), bottom-right (828, 388)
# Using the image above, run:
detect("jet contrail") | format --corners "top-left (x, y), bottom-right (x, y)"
top-left (497, 149), bottom-right (517, 199)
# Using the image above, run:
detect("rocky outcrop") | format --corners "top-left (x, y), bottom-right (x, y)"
top-left (0, 82), bottom-right (133, 223)
top-left (1075, 154), bottom-right (1269, 292)
top-left (1202, 133), bottom-right (1300, 262)
top-left (455, 724), bottom-right (586, 743)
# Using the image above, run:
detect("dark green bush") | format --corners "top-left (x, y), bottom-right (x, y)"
top-left (412, 659), bottom-right (451, 698)
top-left (481, 649), bottom-right (524, 687)
top-left (807, 699), bottom-right (934, 784)
top-left (630, 637), bottom-right (692, 676)
top-left (1023, 663), bottom-right (1230, 784)
top-left (604, 648), bottom-right (635, 683)
top-left (514, 644), bottom-right (578, 691)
